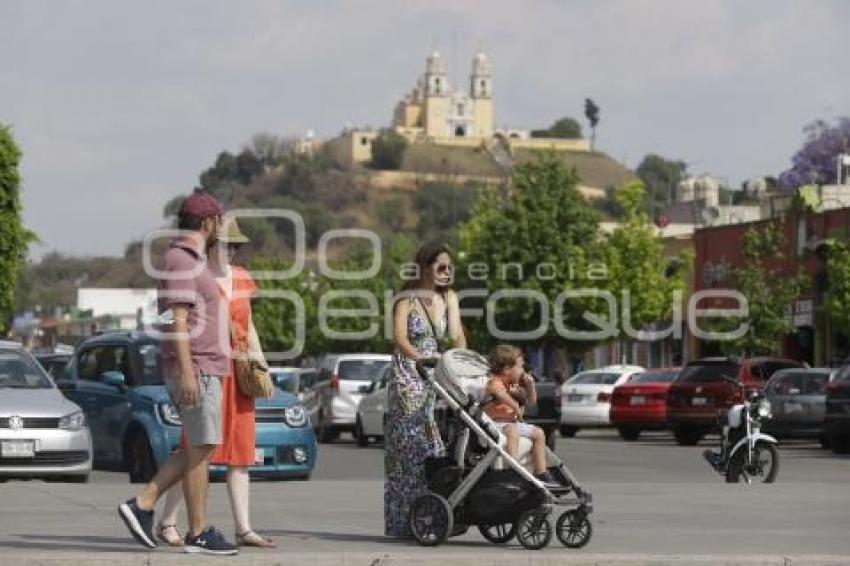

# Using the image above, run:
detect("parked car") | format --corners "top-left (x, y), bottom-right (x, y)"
top-left (355, 365), bottom-right (391, 446)
top-left (210, 388), bottom-right (317, 481)
top-left (35, 353), bottom-right (72, 380)
top-left (763, 368), bottom-right (834, 445)
top-left (560, 365), bottom-right (645, 437)
top-left (520, 372), bottom-right (562, 450)
top-left (307, 354), bottom-right (392, 443)
top-left (0, 341), bottom-right (92, 483)
top-left (825, 361), bottom-right (850, 454)
top-left (57, 331), bottom-right (316, 482)
top-left (666, 356), bottom-right (801, 446)
top-left (270, 367), bottom-right (318, 399)
top-left (610, 367), bottom-right (681, 441)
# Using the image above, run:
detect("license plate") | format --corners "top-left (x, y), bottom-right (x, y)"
top-left (567, 394), bottom-right (585, 403)
top-left (1, 440), bottom-right (35, 458)
top-left (254, 448), bottom-right (265, 465)
top-left (692, 397), bottom-right (707, 406)
top-left (630, 395), bottom-right (646, 405)
top-left (785, 402), bottom-right (803, 413)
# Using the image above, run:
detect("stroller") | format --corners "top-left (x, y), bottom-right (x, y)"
top-left (408, 349), bottom-right (593, 550)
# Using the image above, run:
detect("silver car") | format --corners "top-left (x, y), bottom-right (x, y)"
top-left (0, 341), bottom-right (92, 482)
top-left (764, 367), bottom-right (835, 444)
top-left (308, 353), bottom-right (392, 443)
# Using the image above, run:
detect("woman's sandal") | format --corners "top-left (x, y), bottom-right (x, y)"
top-left (236, 529), bottom-right (276, 548)
top-left (156, 523), bottom-right (184, 547)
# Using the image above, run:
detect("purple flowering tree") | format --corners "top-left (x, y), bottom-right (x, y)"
top-left (779, 117), bottom-right (850, 190)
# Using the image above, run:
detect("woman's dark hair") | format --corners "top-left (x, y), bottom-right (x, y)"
top-left (177, 212), bottom-right (204, 231)
top-left (401, 242), bottom-right (452, 293)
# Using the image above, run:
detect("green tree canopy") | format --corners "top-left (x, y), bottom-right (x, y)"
top-left (636, 154), bottom-right (688, 216)
top-left (707, 223), bottom-right (807, 356)
top-left (371, 130), bottom-right (409, 170)
top-left (0, 124), bottom-right (35, 331)
top-left (601, 180), bottom-right (691, 361)
top-left (530, 117), bottom-right (583, 139)
top-left (456, 152), bottom-right (602, 351)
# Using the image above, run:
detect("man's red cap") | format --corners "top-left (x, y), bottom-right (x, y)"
top-left (178, 189), bottom-right (223, 219)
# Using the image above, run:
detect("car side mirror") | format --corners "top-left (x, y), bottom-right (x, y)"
top-left (358, 384), bottom-right (373, 394)
top-left (101, 370), bottom-right (126, 389)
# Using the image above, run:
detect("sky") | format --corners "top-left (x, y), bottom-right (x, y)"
top-left (2, 0), bottom-right (849, 259)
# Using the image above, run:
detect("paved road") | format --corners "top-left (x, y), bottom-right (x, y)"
top-left (1, 430), bottom-right (849, 564)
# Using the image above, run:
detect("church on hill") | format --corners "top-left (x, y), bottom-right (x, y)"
top-left (391, 50), bottom-right (494, 140)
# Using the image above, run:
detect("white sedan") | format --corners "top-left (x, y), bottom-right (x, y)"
top-left (354, 366), bottom-right (391, 447)
top-left (560, 365), bottom-right (645, 437)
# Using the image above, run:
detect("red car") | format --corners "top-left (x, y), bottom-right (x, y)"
top-left (666, 356), bottom-right (801, 446)
top-left (610, 368), bottom-right (681, 441)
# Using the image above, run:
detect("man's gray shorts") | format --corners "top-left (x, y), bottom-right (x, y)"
top-left (166, 373), bottom-right (223, 447)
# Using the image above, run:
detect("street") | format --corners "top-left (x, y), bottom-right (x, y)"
top-left (1, 430), bottom-right (849, 564)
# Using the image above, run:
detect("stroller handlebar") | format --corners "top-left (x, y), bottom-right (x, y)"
top-left (415, 356), bottom-right (440, 380)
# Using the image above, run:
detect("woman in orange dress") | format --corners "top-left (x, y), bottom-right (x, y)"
top-left (156, 218), bottom-right (275, 548)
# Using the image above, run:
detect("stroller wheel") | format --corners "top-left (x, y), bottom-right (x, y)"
top-left (409, 493), bottom-right (454, 547)
top-left (478, 522), bottom-right (516, 544)
top-left (515, 509), bottom-right (552, 550)
top-left (556, 509), bottom-right (592, 548)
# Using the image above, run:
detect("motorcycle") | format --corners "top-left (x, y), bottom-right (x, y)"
top-left (702, 375), bottom-right (779, 483)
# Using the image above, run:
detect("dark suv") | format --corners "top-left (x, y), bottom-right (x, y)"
top-left (825, 362), bottom-right (850, 454)
top-left (666, 356), bottom-right (800, 445)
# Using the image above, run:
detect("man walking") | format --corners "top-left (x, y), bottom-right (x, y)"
top-left (118, 189), bottom-right (237, 555)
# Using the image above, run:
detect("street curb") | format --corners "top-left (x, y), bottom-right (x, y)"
top-left (4, 553), bottom-right (849, 565)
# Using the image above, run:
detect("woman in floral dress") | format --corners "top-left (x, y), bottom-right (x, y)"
top-left (385, 243), bottom-right (466, 538)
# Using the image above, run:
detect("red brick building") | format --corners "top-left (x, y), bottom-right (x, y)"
top-left (694, 205), bottom-right (850, 365)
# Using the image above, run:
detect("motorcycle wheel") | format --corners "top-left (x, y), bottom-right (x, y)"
top-left (726, 441), bottom-right (779, 483)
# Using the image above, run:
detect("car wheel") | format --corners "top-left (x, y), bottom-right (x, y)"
top-left (618, 426), bottom-right (641, 441)
top-left (355, 416), bottom-right (369, 447)
top-left (560, 425), bottom-right (579, 438)
top-left (832, 434), bottom-right (850, 455)
top-left (673, 426), bottom-right (704, 446)
top-left (317, 413), bottom-right (338, 444)
top-left (819, 434), bottom-right (831, 449)
top-left (127, 430), bottom-right (157, 484)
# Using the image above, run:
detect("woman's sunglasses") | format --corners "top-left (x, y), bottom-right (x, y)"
top-left (435, 263), bottom-right (453, 274)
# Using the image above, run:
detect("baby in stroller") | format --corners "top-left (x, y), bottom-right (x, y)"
top-left (483, 345), bottom-right (555, 485)
top-left (408, 348), bottom-right (593, 550)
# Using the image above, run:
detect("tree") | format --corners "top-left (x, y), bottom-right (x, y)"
top-left (413, 182), bottom-right (480, 243)
top-left (601, 180), bottom-right (691, 362)
top-left (779, 117), bottom-right (850, 189)
top-left (636, 154), bottom-right (688, 217)
top-left (826, 241), bottom-right (850, 327)
top-left (584, 98), bottom-right (600, 150)
top-left (371, 130), bottom-right (408, 170)
top-left (530, 117), bottom-right (583, 139)
top-left (708, 224), bottom-right (807, 356)
top-left (0, 124), bottom-right (35, 332)
top-left (456, 152), bottom-right (602, 352)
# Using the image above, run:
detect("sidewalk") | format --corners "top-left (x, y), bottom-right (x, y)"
top-left (1, 479), bottom-right (849, 564)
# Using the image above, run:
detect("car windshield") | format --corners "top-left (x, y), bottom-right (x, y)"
top-left (569, 372), bottom-right (622, 385)
top-left (137, 342), bottom-right (165, 386)
top-left (678, 361), bottom-right (739, 383)
top-left (272, 371), bottom-right (299, 393)
top-left (630, 370), bottom-right (679, 384)
top-left (338, 359), bottom-right (390, 381)
top-left (0, 350), bottom-right (53, 389)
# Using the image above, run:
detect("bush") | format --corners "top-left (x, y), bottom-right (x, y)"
top-left (371, 130), bottom-right (408, 170)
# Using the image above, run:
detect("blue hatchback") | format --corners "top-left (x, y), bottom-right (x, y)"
top-left (57, 331), bottom-right (316, 482)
